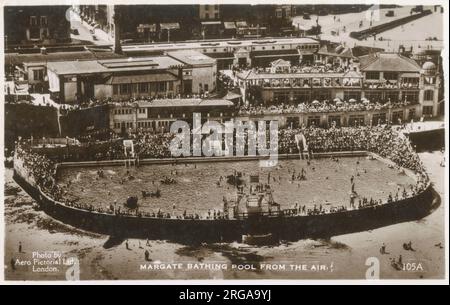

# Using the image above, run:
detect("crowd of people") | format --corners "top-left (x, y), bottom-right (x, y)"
top-left (364, 80), bottom-right (420, 89)
top-left (238, 99), bottom-right (412, 116)
top-left (232, 63), bottom-right (349, 76)
top-left (278, 125), bottom-right (426, 174)
top-left (14, 122), bottom-right (430, 220)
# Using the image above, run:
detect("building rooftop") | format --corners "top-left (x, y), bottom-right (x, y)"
top-left (317, 43), bottom-right (354, 59)
top-left (121, 37), bottom-right (319, 54)
top-left (5, 50), bottom-right (123, 66)
top-left (167, 50), bottom-right (216, 66)
top-left (359, 53), bottom-right (421, 72)
top-left (47, 56), bottom-right (184, 75)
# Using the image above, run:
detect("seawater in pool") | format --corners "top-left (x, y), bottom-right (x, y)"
top-left (57, 157), bottom-right (415, 217)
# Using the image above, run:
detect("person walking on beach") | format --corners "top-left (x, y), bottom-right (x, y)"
top-left (10, 258), bottom-right (16, 271)
top-left (125, 240), bottom-right (130, 250)
top-left (380, 243), bottom-right (387, 254)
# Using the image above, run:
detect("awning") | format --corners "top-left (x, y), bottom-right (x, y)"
top-left (106, 73), bottom-right (178, 84)
top-left (223, 91), bottom-right (242, 100)
top-left (236, 21), bottom-right (248, 28)
top-left (137, 24), bottom-right (157, 32)
top-left (224, 22), bottom-right (236, 29)
top-left (201, 21), bottom-right (221, 26)
top-left (14, 82), bottom-right (29, 95)
top-left (254, 53), bottom-right (300, 59)
top-left (160, 23), bottom-right (180, 30)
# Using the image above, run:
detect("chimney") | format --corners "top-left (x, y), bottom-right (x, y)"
top-left (113, 5), bottom-right (122, 54)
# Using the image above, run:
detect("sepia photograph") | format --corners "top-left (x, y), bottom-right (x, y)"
top-left (1, 0), bottom-right (448, 284)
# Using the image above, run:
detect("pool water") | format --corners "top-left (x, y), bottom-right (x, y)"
top-left (57, 157), bottom-right (415, 217)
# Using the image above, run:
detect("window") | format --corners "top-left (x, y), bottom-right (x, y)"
top-left (312, 89), bottom-right (331, 101)
top-left (403, 91), bottom-right (419, 103)
top-left (150, 82), bottom-right (157, 92)
top-left (366, 72), bottom-right (380, 80)
top-left (168, 81), bottom-right (174, 91)
top-left (215, 13), bottom-right (219, 19)
top-left (120, 84), bottom-right (131, 94)
top-left (33, 69), bottom-right (44, 81)
top-left (307, 116), bottom-right (321, 127)
top-left (113, 85), bottom-right (119, 95)
top-left (30, 16), bottom-right (37, 26)
top-left (139, 83), bottom-right (149, 93)
top-left (40, 16), bottom-right (48, 26)
top-left (205, 13), bottom-right (209, 19)
top-left (328, 115), bottom-right (341, 127)
top-left (385, 91), bottom-right (399, 102)
top-left (349, 115), bottom-right (365, 127)
top-left (392, 111), bottom-right (404, 123)
top-left (384, 72), bottom-right (398, 81)
top-left (372, 113), bottom-right (387, 125)
top-left (408, 108), bottom-right (416, 120)
top-left (423, 106), bottom-right (433, 115)
top-left (204, 84), bottom-right (209, 92)
top-left (424, 90), bottom-right (434, 101)
top-left (158, 81), bottom-right (166, 92)
top-left (424, 76), bottom-right (435, 85)
top-left (273, 91), bottom-right (289, 103)
top-left (293, 90), bottom-right (310, 103)
top-left (344, 91), bottom-right (361, 101)
top-left (365, 91), bottom-right (383, 101)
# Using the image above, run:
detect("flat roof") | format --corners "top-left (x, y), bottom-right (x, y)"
top-left (47, 56), bottom-right (183, 75)
top-left (167, 50), bottom-right (215, 66)
top-left (137, 98), bottom-right (234, 108)
top-left (122, 37), bottom-right (319, 54)
top-left (5, 50), bottom-right (123, 66)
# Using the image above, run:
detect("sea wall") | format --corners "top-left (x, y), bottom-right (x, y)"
top-left (405, 128), bottom-right (445, 151)
top-left (350, 10), bottom-right (432, 40)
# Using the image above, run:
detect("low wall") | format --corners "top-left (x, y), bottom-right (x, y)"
top-left (350, 10), bottom-right (432, 40)
top-left (58, 151), bottom-right (369, 168)
top-left (405, 128), bottom-right (445, 151)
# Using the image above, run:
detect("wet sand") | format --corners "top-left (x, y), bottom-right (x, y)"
top-left (4, 151), bottom-right (445, 280)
